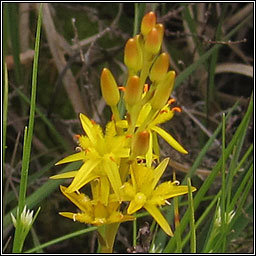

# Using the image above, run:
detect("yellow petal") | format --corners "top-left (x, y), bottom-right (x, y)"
top-left (151, 158), bottom-right (169, 189)
top-left (108, 212), bottom-right (135, 224)
top-left (79, 113), bottom-right (97, 142)
top-left (153, 181), bottom-right (197, 200)
top-left (55, 151), bottom-right (85, 165)
top-left (100, 176), bottom-right (110, 206)
top-left (66, 159), bottom-right (100, 193)
top-left (59, 212), bottom-right (92, 224)
top-left (60, 185), bottom-right (92, 213)
top-left (144, 204), bottom-right (173, 236)
top-left (120, 182), bottom-right (136, 201)
top-left (50, 170), bottom-right (78, 179)
top-left (151, 126), bottom-right (188, 154)
top-left (145, 131), bottom-right (153, 167)
top-left (127, 197), bottom-right (144, 214)
top-left (103, 160), bottom-right (122, 200)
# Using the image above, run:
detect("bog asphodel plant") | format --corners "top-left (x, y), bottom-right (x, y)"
top-left (51, 11), bottom-right (196, 253)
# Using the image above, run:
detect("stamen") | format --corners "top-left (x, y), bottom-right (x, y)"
top-left (91, 119), bottom-right (96, 125)
top-left (74, 134), bottom-right (81, 140)
top-left (126, 134), bottom-right (132, 138)
top-left (144, 84), bottom-right (149, 92)
top-left (75, 146), bottom-right (82, 152)
top-left (172, 107), bottom-right (182, 113)
top-left (168, 98), bottom-right (176, 105)
top-left (118, 86), bottom-right (126, 92)
top-left (73, 214), bottom-right (77, 222)
top-left (173, 180), bottom-right (180, 185)
top-left (110, 156), bottom-right (116, 162)
top-left (165, 200), bottom-right (171, 205)
top-left (160, 109), bottom-right (168, 114)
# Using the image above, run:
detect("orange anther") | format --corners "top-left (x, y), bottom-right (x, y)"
top-left (126, 134), bottom-right (132, 138)
top-left (91, 119), bottom-right (96, 125)
top-left (119, 86), bottom-right (126, 92)
top-left (109, 156), bottom-right (116, 162)
top-left (144, 84), bottom-right (149, 92)
top-left (172, 107), bottom-right (182, 113)
top-left (160, 110), bottom-right (168, 114)
top-left (74, 134), bottom-right (81, 140)
top-left (168, 98), bottom-right (176, 105)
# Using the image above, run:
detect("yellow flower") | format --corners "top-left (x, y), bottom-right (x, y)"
top-left (121, 158), bottom-right (196, 236)
top-left (117, 100), bottom-right (187, 166)
top-left (51, 113), bottom-right (130, 200)
top-left (59, 186), bottom-right (135, 226)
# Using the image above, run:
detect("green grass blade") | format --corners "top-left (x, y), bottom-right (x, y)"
top-left (12, 86), bottom-right (69, 151)
top-left (25, 226), bottom-right (97, 253)
top-left (187, 178), bottom-right (196, 253)
top-left (220, 113), bottom-right (227, 252)
top-left (3, 63), bottom-right (8, 171)
top-left (5, 3), bottom-right (22, 84)
top-left (164, 95), bottom-right (252, 252)
top-left (156, 100), bottom-right (239, 250)
top-left (12, 5), bottom-right (43, 252)
top-left (4, 161), bottom-right (81, 230)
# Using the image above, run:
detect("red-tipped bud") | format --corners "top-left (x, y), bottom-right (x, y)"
top-left (124, 76), bottom-right (141, 106)
top-left (141, 12), bottom-right (156, 36)
top-left (149, 52), bottom-right (170, 82)
top-left (100, 68), bottom-right (120, 106)
top-left (132, 130), bottom-right (150, 157)
top-left (151, 70), bottom-right (176, 110)
top-left (124, 35), bottom-right (143, 72)
top-left (144, 24), bottom-right (164, 55)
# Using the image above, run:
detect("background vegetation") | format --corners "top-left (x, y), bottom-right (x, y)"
top-left (3, 2), bottom-right (253, 253)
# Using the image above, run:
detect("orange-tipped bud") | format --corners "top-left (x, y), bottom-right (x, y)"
top-left (149, 52), bottom-right (170, 82)
top-left (100, 68), bottom-right (120, 106)
top-left (124, 76), bottom-right (141, 106)
top-left (124, 35), bottom-right (143, 72)
top-left (132, 130), bottom-right (150, 157)
top-left (151, 70), bottom-right (176, 110)
top-left (141, 12), bottom-right (156, 36)
top-left (155, 23), bottom-right (164, 42)
top-left (144, 24), bottom-right (164, 55)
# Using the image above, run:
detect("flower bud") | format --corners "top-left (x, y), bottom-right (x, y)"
top-left (149, 52), bottom-right (170, 82)
top-left (144, 24), bottom-right (164, 55)
top-left (100, 68), bottom-right (120, 106)
top-left (151, 70), bottom-right (176, 110)
top-left (132, 130), bottom-right (150, 157)
top-left (141, 12), bottom-right (156, 36)
top-left (124, 76), bottom-right (141, 106)
top-left (124, 35), bottom-right (143, 72)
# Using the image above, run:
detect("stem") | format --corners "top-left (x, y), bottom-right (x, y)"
top-left (98, 223), bottom-right (120, 253)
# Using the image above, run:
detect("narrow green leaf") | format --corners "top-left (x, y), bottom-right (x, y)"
top-left (25, 226), bottom-right (97, 253)
top-left (3, 63), bottom-right (8, 170)
top-left (187, 178), bottom-right (196, 253)
top-left (220, 113), bottom-right (227, 252)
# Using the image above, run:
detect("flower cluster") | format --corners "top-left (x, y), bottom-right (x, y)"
top-left (51, 12), bottom-right (196, 241)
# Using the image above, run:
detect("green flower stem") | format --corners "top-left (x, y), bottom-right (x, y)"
top-left (98, 223), bottom-right (120, 253)
top-left (12, 4), bottom-right (42, 253)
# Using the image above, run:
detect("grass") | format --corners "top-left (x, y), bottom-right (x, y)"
top-left (2, 3), bottom-right (253, 253)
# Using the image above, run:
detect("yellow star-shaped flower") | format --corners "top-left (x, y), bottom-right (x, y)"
top-left (59, 186), bottom-right (134, 226)
top-left (121, 158), bottom-right (196, 236)
top-left (51, 113), bottom-right (130, 201)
